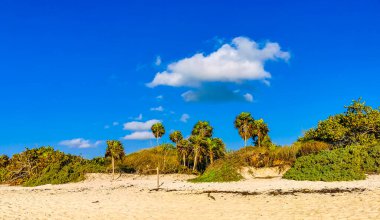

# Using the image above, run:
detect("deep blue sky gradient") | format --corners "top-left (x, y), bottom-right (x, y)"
top-left (1, 0), bottom-right (379, 158)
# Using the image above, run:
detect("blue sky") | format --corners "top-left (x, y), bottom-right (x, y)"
top-left (1, 0), bottom-right (379, 158)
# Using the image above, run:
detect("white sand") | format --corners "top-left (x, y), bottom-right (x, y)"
top-left (1, 174), bottom-right (380, 219)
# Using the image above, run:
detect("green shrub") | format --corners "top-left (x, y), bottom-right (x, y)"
top-left (0, 155), bottom-right (9, 168)
top-left (190, 157), bottom-right (243, 183)
top-left (296, 141), bottom-right (331, 157)
top-left (1, 147), bottom-right (108, 186)
top-left (122, 145), bottom-right (182, 174)
top-left (0, 168), bottom-right (6, 182)
top-left (283, 145), bottom-right (380, 181)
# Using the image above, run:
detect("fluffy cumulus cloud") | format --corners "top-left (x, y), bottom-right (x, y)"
top-left (150, 106), bottom-right (164, 112)
top-left (123, 119), bottom-right (161, 131)
top-left (147, 36), bottom-right (290, 88)
top-left (123, 131), bottom-right (155, 140)
top-left (59, 138), bottom-right (103, 149)
top-left (180, 113), bottom-right (190, 123)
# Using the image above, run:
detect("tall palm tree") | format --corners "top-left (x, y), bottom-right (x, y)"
top-left (151, 122), bottom-right (165, 146)
top-left (234, 112), bottom-right (255, 147)
top-left (192, 121), bottom-right (213, 138)
top-left (105, 140), bottom-right (125, 179)
top-left (189, 135), bottom-right (206, 171)
top-left (169, 131), bottom-right (183, 145)
top-left (206, 138), bottom-right (226, 164)
top-left (177, 139), bottom-right (191, 167)
top-left (253, 119), bottom-right (269, 148)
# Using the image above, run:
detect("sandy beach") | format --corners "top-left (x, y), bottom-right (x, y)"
top-left (1, 174), bottom-right (380, 219)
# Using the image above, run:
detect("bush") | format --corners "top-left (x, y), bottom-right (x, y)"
top-left (0, 155), bottom-right (9, 168)
top-left (190, 154), bottom-right (243, 182)
top-left (1, 147), bottom-right (108, 186)
top-left (122, 145), bottom-right (183, 174)
top-left (283, 145), bottom-right (380, 181)
top-left (296, 141), bottom-right (331, 157)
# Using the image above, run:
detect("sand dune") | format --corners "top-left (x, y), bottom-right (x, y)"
top-left (1, 174), bottom-right (380, 219)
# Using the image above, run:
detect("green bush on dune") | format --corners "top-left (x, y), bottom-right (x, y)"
top-left (283, 144), bottom-right (380, 181)
top-left (190, 153), bottom-right (243, 183)
top-left (0, 147), bottom-right (108, 186)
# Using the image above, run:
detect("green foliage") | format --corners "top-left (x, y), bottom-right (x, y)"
top-left (234, 113), bottom-right (272, 148)
top-left (105, 140), bottom-right (125, 160)
top-left (300, 99), bottom-right (380, 147)
top-left (0, 155), bottom-right (9, 168)
top-left (253, 119), bottom-right (269, 148)
top-left (283, 144), bottom-right (380, 181)
top-left (192, 121), bottom-right (213, 138)
top-left (190, 159), bottom-right (243, 183)
top-left (295, 141), bottom-right (331, 157)
top-left (234, 112), bottom-right (255, 147)
top-left (122, 145), bottom-right (186, 174)
top-left (0, 147), bottom-right (107, 186)
top-left (151, 122), bottom-right (165, 145)
top-left (169, 131), bottom-right (183, 144)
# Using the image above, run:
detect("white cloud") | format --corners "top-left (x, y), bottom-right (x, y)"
top-left (156, 95), bottom-right (163, 100)
top-left (150, 106), bottom-right (164, 112)
top-left (243, 93), bottom-right (253, 102)
top-left (134, 114), bottom-right (143, 120)
top-left (112, 122), bottom-right (119, 126)
top-left (147, 36), bottom-right (289, 88)
top-left (155, 56), bottom-right (162, 66)
top-left (59, 138), bottom-right (103, 149)
top-left (181, 91), bottom-right (198, 102)
top-left (104, 125), bottom-right (110, 129)
top-left (123, 119), bottom-right (161, 131)
top-left (180, 113), bottom-right (190, 123)
top-left (123, 131), bottom-right (155, 140)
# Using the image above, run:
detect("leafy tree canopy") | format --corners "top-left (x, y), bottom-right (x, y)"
top-left (300, 98), bottom-right (380, 147)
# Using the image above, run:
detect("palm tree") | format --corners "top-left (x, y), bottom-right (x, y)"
top-left (192, 121), bottom-right (213, 138)
top-left (105, 140), bottom-right (125, 179)
top-left (189, 135), bottom-right (206, 171)
top-left (253, 119), bottom-right (269, 148)
top-left (169, 131), bottom-right (183, 145)
top-left (177, 139), bottom-right (191, 167)
top-left (151, 122), bottom-right (165, 146)
top-left (206, 138), bottom-right (226, 164)
top-left (234, 112), bottom-right (255, 147)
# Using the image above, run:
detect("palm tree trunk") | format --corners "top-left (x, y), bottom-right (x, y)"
top-left (183, 153), bottom-right (186, 167)
top-left (112, 156), bottom-right (115, 180)
top-left (258, 133), bottom-right (261, 148)
top-left (210, 152), bottom-right (214, 164)
top-left (193, 150), bottom-right (198, 171)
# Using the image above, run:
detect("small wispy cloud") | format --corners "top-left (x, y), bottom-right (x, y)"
top-left (180, 113), bottom-right (190, 123)
top-left (112, 122), bottom-right (119, 126)
top-left (243, 93), bottom-right (253, 102)
top-left (156, 95), bottom-right (163, 100)
top-left (59, 138), bottom-right (103, 149)
top-left (155, 56), bottom-right (162, 66)
top-left (150, 106), bottom-right (164, 112)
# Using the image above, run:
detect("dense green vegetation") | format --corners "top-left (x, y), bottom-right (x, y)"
top-left (0, 147), bottom-right (106, 186)
top-left (284, 99), bottom-right (380, 181)
top-left (0, 98), bottom-right (379, 186)
top-left (284, 144), bottom-right (380, 181)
